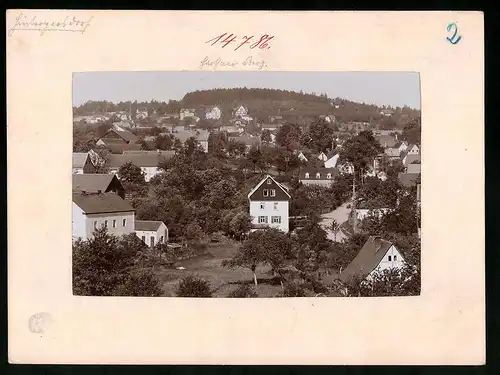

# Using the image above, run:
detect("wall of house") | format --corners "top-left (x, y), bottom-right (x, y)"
top-left (136, 225), bottom-right (168, 246)
top-left (324, 155), bottom-right (339, 168)
top-left (249, 200), bottom-right (289, 233)
top-left (72, 203), bottom-right (87, 240)
top-left (199, 140), bottom-right (209, 153)
top-left (300, 179), bottom-right (334, 187)
top-left (369, 245), bottom-right (406, 276)
top-left (72, 168), bottom-right (84, 174)
top-left (139, 167), bottom-right (160, 182)
top-left (85, 211), bottom-right (135, 239)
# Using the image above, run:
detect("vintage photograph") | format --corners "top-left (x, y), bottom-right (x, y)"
top-left (72, 71), bottom-right (421, 298)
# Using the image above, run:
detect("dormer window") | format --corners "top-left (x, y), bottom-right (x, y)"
top-left (327, 173), bottom-right (332, 179)
top-left (267, 179), bottom-right (272, 184)
top-left (316, 172), bottom-right (321, 179)
top-left (263, 189), bottom-right (269, 197)
top-left (305, 172), bottom-right (310, 179)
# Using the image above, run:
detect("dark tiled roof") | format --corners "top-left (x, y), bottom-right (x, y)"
top-left (72, 192), bottom-right (134, 214)
top-left (72, 174), bottom-right (120, 193)
top-left (135, 220), bottom-right (165, 231)
top-left (103, 127), bottom-right (139, 144)
top-left (229, 135), bottom-right (261, 147)
top-left (107, 151), bottom-right (175, 168)
top-left (398, 172), bottom-right (420, 187)
top-left (105, 143), bottom-right (142, 154)
top-left (339, 236), bottom-right (394, 282)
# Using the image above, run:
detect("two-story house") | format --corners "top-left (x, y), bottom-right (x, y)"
top-left (248, 175), bottom-right (291, 233)
top-left (205, 106), bottom-right (222, 120)
top-left (72, 152), bottom-right (97, 174)
top-left (135, 220), bottom-right (169, 247)
top-left (72, 191), bottom-right (135, 241)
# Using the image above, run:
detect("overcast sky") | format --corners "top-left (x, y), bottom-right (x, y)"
top-left (73, 71), bottom-right (421, 110)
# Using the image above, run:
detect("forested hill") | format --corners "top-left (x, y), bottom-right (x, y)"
top-left (73, 87), bottom-right (420, 128)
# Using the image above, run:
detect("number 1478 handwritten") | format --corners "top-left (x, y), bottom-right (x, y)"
top-left (206, 33), bottom-right (274, 51)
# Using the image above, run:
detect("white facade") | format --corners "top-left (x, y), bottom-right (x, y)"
top-left (300, 179), bottom-right (334, 187)
top-left (297, 152), bottom-right (308, 162)
top-left (324, 154), bottom-right (339, 168)
top-left (72, 203), bottom-right (135, 241)
top-left (367, 245), bottom-right (406, 279)
top-left (180, 109), bottom-right (196, 121)
top-left (135, 224), bottom-right (169, 247)
top-left (407, 144), bottom-right (420, 155)
top-left (249, 200), bottom-right (289, 233)
top-left (206, 107), bottom-right (222, 120)
top-left (73, 168), bottom-right (84, 174)
top-left (139, 166), bottom-right (160, 182)
top-left (317, 152), bottom-right (328, 162)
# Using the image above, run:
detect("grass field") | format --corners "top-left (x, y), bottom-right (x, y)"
top-left (154, 237), bottom-right (283, 297)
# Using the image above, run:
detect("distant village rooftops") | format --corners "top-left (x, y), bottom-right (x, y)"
top-left (107, 150), bottom-right (175, 168)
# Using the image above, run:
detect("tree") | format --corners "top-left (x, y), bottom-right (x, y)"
top-left (73, 228), bottom-right (162, 296)
top-left (307, 119), bottom-right (336, 153)
top-left (261, 129), bottom-right (273, 144)
top-left (154, 134), bottom-right (174, 150)
top-left (330, 219), bottom-right (339, 241)
top-left (275, 123), bottom-right (302, 150)
top-left (227, 284), bottom-right (258, 298)
top-left (274, 149), bottom-right (301, 175)
top-left (118, 162), bottom-right (146, 184)
top-left (176, 275), bottom-right (212, 297)
top-left (246, 146), bottom-right (263, 172)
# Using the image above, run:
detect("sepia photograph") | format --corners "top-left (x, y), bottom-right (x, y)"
top-left (72, 71), bottom-right (422, 298)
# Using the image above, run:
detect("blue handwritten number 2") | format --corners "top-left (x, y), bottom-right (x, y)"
top-left (446, 22), bottom-right (462, 45)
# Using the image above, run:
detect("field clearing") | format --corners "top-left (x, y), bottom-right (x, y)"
top-left (154, 237), bottom-right (283, 297)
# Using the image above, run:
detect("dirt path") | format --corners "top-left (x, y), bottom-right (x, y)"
top-left (320, 201), bottom-right (352, 241)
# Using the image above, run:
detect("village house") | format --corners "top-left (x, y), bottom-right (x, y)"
top-left (72, 152), bottom-right (96, 174)
top-left (180, 108), bottom-right (196, 121)
top-left (205, 106), bottom-right (222, 120)
top-left (338, 236), bottom-right (406, 283)
top-left (73, 174), bottom-right (126, 199)
top-left (338, 161), bottom-right (355, 174)
top-left (299, 167), bottom-right (339, 187)
top-left (96, 124), bottom-right (139, 146)
top-left (233, 105), bottom-right (253, 122)
top-left (319, 114), bottom-right (336, 123)
top-left (135, 220), bottom-right (169, 247)
top-left (260, 123), bottom-right (281, 132)
top-left (228, 134), bottom-right (261, 152)
top-left (402, 153), bottom-right (421, 169)
top-left (324, 153), bottom-right (340, 168)
top-left (135, 109), bottom-right (148, 120)
top-left (354, 207), bottom-right (391, 221)
top-left (406, 143), bottom-right (420, 155)
top-left (380, 109), bottom-right (395, 117)
top-left (112, 121), bottom-right (133, 129)
top-left (317, 152), bottom-right (328, 162)
top-left (346, 122), bottom-right (371, 134)
top-left (116, 112), bottom-right (132, 122)
top-left (171, 129), bottom-right (210, 153)
top-left (107, 150), bottom-right (176, 182)
top-left (248, 175), bottom-right (291, 233)
top-left (72, 191), bottom-right (135, 241)
top-left (87, 115), bottom-right (108, 124)
top-left (103, 143), bottom-right (143, 154)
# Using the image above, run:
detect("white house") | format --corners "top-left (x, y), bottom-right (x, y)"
top-left (248, 175), bottom-right (291, 233)
top-left (72, 191), bottom-right (135, 241)
top-left (406, 143), bottom-right (420, 155)
top-left (107, 150), bottom-right (176, 182)
top-left (324, 153), bottom-right (340, 168)
top-left (339, 236), bottom-right (406, 282)
top-left (135, 220), bottom-right (169, 247)
top-left (180, 108), bottom-right (196, 121)
top-left (233, 105), bottom-right (253, 121)
top-left (299, 168), bottom-right (338, 187)
top-left (296, 151), bottom-right (308, 162)
top-left (205, 106), bottom-right (222, 120)
top-left (87, 115), bottom-right (107, 124)
top-left (136, 110), bottom-right (148, 120)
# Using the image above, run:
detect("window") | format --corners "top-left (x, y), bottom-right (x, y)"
top-left (104, 220), bottom-right (108, 228)
top-left (160, 236), bottom-right (164, 243)
top-left (393, 255), bottom-right (397, 261)
top-left (122, 218), bottom-right (127, 227)
top-left (316, 172), bottom-right (321, 179)
top-left (260, 203), bottom-right (265, 210)
top-left (388, 255), bottom-right (392, 261)
top-left (305, 172), bottom-right (309, 179)
top-left (258, 216), bottom-right (268, 224)
top-left (271, 216), bottom-right (281, 224)
top-left (112, 220), bottom-right (116, 228)
top-left (270, 189), bottom-right (276, 197)
top-left (93, 221), bottom-right (98, 230)
top-left (327, 173), bottom-right (332, 179)
top-left (141, 236), bottom-right (146, 243)
top-left (274, 202), bottom-right (278, 210)
top-left (263, 189), bottom-right (269, 197)
top-left (267, 178), bottom-right (272, 184)
top-left (150, 237), bottom-right (155, 247)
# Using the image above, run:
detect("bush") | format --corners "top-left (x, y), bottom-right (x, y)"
top-left (227, 284), bottom-right (258, 298)
top-left (283, 282), bottom-right (306, 297)
top-left (176, 275), bottom-right (212, 297)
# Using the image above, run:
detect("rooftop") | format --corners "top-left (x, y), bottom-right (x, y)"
top-left (72, 152), bottom-right (90, 168)
top-left (72, 174), bottom-right (121, 194)
top-left (135, 220), bottom-right (165, 231)
top-left (72, 192), bottom-right (134, 214)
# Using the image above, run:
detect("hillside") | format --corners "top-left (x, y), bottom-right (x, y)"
top-left (73, 87), bottom-right (420, 129)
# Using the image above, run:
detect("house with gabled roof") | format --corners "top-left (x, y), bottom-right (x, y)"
top-left (205, 106), bottom-right (222, 120)
top-left (135, 220), bottom-right (169, 247)
top-left (233, 105), bottom-right (252, 121)
top-left (339, 236), bottom-right (406, 283)
top-left (72, 191), bottom-right (135, 241)
top-left (248, 175), bottom-right (291, 233)
top-left (96, 124), bottom-right (139, 146)
top-left (107, 150), bottom-right (176, 182)
top-left (324, 153), bottom-right (340, 168)
top-left (299, 167), bottom-right (339, 187)
top-left (73, 152), bottom-right (96, 174)
top-left (73, 174), bottom-right (126, 199)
